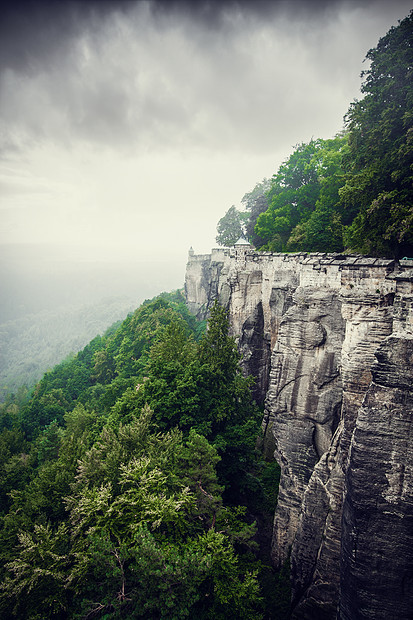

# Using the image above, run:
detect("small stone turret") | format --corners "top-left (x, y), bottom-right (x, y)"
top-left (234, 236), bottom-right (252, 247)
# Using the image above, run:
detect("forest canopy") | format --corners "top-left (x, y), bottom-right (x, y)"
top-left (216, 12), bottom-right (413, 258)
top-left (0, 291), bottom-right (284, 619)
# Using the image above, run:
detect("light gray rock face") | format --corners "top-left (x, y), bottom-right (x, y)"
top-left (184, 249), bottom-right (226, 319)
top-left (185, 250), bottom-right (413, 618)
top-left (185, 247), bottom-right (299, 404)
top-left (268, 286), bottom-right (344, 572)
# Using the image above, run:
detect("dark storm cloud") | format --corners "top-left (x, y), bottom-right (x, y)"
top-left (0, 0), bottom-right (411, 266)
top-left (0, 0), bottom-right (136, 73)
top-left (149, 0), bottom-right (376, 22)
top-left (0, 0), bottom-right (278, 151)
top-left (0, 0), bottom-right (411, 157)
top-left (0, 0), bottom-right (384, 69)
top-left (1, 0), bottom-right (408, 73)
top-left (1, 1), bottom-right (88, 73)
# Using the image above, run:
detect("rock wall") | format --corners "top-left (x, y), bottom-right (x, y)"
top-left (339, 275), bottom-right (413, 620)
top-left (185, 247), bottom-right (413, 618)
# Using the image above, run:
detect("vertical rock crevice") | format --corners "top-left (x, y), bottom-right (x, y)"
top-left (268, 287), bottom-right (345, 572)
top-left (339, 277), bottom-right (413, 620)
top-left (290, 288), bottom-right (395, 618)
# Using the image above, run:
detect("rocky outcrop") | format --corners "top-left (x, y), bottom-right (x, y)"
top-left (291, 286), bottom-right (395, 618)
top-left (185, 249), bottom-right (413, 618)
top-left (185, 246), bottom-right (299, 404)
top-left (340, 272), bottom-right (413, 620)
top-left (268, 285), bottom-right (345, 575)
top-left (184, 248), bottom-right (226, 319)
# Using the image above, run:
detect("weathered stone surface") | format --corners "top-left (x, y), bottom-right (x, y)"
top-left (290, 424), bottom-right (343, 620)
top-left (184, 249), bottom-right (226, 319)
top-left (237, 301), bottom-right (271, 403)
top-left (291, 290), bottom-right (394, 618)
top-left (339, 290), bottom-right (413, 620)
top-left (185, 248), bottom-right (413, 619)
top-left (268, 287), bottom-right (344, 570)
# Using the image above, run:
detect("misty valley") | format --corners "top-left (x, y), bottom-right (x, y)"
top-left (0, 6), bottom-right (412, 620)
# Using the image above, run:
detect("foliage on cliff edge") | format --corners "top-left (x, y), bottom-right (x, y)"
top-left (216, 12), bottom-right (413, 258)
top-left (0, 292), bottom-right (282, 619)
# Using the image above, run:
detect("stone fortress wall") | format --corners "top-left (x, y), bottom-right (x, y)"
top-left (185, 246), bottom-right (413, 619)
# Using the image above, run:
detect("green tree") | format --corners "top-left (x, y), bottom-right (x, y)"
top-left (0, 523), bottom-right (72, 619)
top-left (20, 388), bottom-right (71, 438)
top-left (92, 349), bottom-right (115, 384)
top-left (242, 179), bottom-right (271, 248)
top-left (112, 302), bottom-right (261, 504)
top-left (131, 303), bottom-right (259, 440)
top-left (1, 408), bottom-right (261, 619)
top-left (216, 205), bottom-right (248, 247)
top-left (198, 302), bottom-right (240, 382)
top-left (341, 10), bottom-right (413, 257)
top-left (255, 136), bottom-right (348, 252)
top-left (0, 426), bottom-right (29, 515)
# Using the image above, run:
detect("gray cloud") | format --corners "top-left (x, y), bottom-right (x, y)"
top-left (0, 0), bottom-right (411, 272)
top-left (1, 0), bottom-right (411, 157)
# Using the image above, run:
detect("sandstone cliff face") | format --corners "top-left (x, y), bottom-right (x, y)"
top-left (185, 249), bottom-right (413, 618)
top-left (291, 286), bottom-right (394, 618)
top-left (268, 285), bottom-right (344, 575)
top-left (340, 273), bottom-right (413, 620)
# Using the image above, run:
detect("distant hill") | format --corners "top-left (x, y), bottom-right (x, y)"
top-left (0, 297), bottom-right (135, 400)
top-left (0, 242), bottom-right (186, 400)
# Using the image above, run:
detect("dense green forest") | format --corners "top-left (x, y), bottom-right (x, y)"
top-left (216, 11), bottom-right (413, 258)
top-left (0, 291), bottom-right (286, 619)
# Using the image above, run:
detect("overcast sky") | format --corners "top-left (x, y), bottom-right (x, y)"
top-left (0, 0), bottom-right (411, 282)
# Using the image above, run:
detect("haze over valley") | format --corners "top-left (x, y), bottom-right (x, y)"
top-left (1, 0), bottom-right (411, 392)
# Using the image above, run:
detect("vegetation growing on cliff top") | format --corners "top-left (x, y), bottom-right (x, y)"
top-left (0, 291), bottom-right (283, 619)
top-left (217, 11), bottom-right (413, 258)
